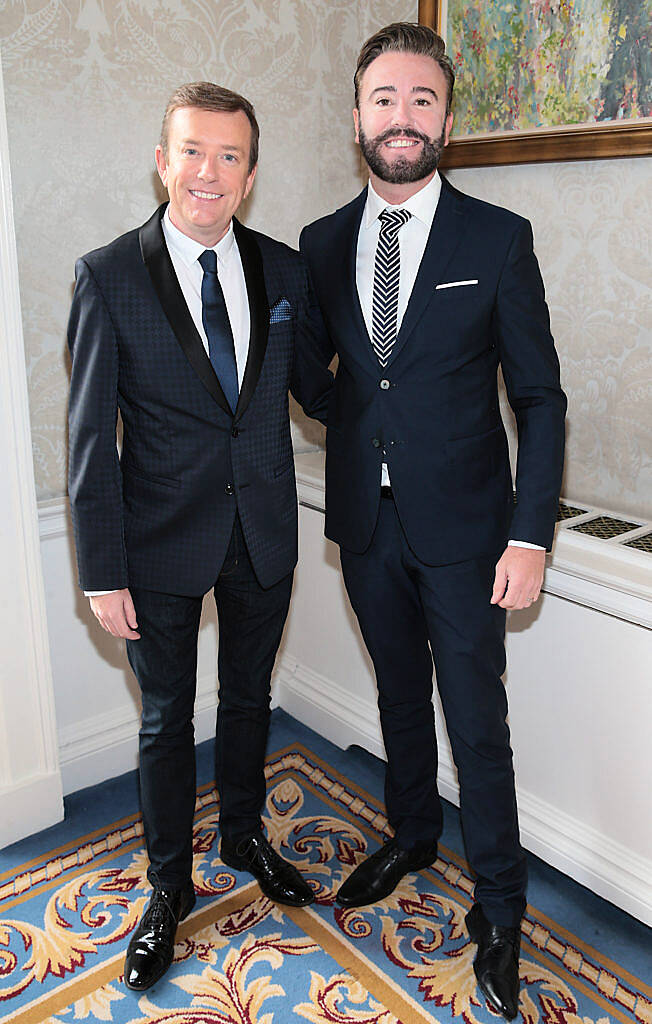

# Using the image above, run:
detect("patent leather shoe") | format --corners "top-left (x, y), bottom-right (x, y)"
top-left (221, 831), bottom-right (314, 907)
top-left (466, 902), bottom-right (521, 1020)
top-left (335, 836), bottom-right (437, 907)
top-left (124, 885), bottom-right (195, 991)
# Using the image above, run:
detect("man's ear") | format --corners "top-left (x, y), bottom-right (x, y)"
top-left (154, 145), bottom-right (168, 187)
top-left (443, 111), bottom-right (453, 147)
top-left (243, 163), bottom-right (257, 201)
top-left (353, 107), bottom-right (360, 144)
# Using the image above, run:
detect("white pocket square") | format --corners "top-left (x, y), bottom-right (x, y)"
top-left (435, 279), bottom-right (479, 289)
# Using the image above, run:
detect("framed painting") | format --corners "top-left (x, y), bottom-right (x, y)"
top-left (418, 0), bottom-right (652, 167)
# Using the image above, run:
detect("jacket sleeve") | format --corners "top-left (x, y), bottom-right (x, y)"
top-left (289, 229), bottom-right (336, 426)
top-left (494, 219), bottom-right (567, 549)
top-left (67, 257), bottom-right (128, 591)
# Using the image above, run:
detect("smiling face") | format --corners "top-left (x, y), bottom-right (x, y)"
top-left (353, 51), bottom-right (453, 202)
top-left (155, 106), bottom-right (256, 246)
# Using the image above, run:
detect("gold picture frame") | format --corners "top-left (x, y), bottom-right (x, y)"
top-left (418, 0), bottom-right (652, 167)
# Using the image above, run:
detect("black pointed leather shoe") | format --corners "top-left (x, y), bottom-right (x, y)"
top-left (466, 902), bottom-right (521, 1020)
top-left (220, 831), bottom-right (314, 907)
top-left (124, 885), bottom-right (195, 991)
top-left (335, 836), bottom-right (438, 908)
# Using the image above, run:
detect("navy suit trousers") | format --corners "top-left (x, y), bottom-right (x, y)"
top-left (340, 495), bottom-right (527, 927)
top-left (127, 516), bottom-right (293, 890)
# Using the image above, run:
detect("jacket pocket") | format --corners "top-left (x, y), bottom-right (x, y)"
top-left (447, 422), bottom-right (502, 446)
top-left (274, 458), bottom-right (293, 478)
top-left (121, 459), bottom-right (181, 489)
top-left (445, 424), bottom-right (505, 487)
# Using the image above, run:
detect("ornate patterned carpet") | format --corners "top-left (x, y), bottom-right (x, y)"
top-left (1, 719), bottom-right (650, 1023)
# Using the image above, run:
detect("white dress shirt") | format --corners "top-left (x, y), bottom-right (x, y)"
top-left (357, 175), bottom-right (440, 490)
top-left (162, 208), bottom-right (250, 387)
top-left (356, 174), bottom-right (541, 551)
top-left (86, 212), bottom-right (252, 596)
top-left (356, 172), bottom-right (441, 345)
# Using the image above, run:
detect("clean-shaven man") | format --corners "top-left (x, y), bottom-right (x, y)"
top-left (298, 23), bottom-right (566, 1021)
top-left (68, 82), bottom-right (324, 992)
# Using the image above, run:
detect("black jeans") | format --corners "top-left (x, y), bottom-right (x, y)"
top-left (127, 516), bottom-right (293, 890)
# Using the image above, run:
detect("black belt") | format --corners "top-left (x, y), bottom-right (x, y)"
top-left (381, 486), bottom-right (394, 500)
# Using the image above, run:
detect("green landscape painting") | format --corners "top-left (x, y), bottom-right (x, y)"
top-left (446, 0), bottom-right (652, 136)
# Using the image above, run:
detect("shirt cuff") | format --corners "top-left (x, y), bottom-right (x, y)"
top-left (508, 540), bottom-right (545, 550)
top-left (85, 590), bottom-right (119, 597)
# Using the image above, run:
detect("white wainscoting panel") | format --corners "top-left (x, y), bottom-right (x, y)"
top-left (0, 63), bottom-right (63, 847)
top-left (37, 471), bottom-right (652, 926)
top-left (280, 455), bottom-right (652, 926)
top-left (38, 499), bottom-right (220, 796)
top-left (275, 649), bottom-right (652, 927)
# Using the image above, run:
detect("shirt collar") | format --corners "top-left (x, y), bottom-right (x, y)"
top-left (162, 205), bottom-right (236, 269)
top-left (363, 172), bottom-right (442, 231)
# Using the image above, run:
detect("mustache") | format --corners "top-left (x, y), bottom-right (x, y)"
top-left (374, 127), bottom-right (431, 144)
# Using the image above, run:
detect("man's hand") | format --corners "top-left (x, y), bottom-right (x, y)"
top-left (89, 589), bottom-right (140, 639)
top-left (491, 547), bottom-right (545, 610)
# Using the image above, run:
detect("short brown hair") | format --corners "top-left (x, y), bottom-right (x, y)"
top-left (160, 82), bottom-right (259, 172)
top-left (354, 23), bottom-right (455, 114)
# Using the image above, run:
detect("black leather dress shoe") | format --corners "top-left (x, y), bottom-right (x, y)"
top-left (220, 831), bottom-right (314, 907)
top-left (466, 902), bottom-right (521, 1021)
top-left (335, 836), bottom-right (437, 908)
top-left (124, 885), bottom-right (195, 991)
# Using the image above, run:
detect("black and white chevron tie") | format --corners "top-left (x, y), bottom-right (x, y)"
top-left (371, 207), bottom-right (411, 366)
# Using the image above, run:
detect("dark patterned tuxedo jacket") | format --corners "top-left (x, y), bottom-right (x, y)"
top-left (68, 203), bottom-right (316, 595)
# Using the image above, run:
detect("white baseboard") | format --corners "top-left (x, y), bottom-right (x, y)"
top-left (517, 790), bottom-right (652, 927)
top-left (273, 654), bottom-right (386, 759)
top-left (58, 673), bottom-right (219, 795)
top-left (275, 652), bottom-right (652, 927)
top-left (0, 772), bottom-right (64, 848)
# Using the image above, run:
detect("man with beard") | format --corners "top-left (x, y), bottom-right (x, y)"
top-left (298, 23), bottom-right (566, 1021)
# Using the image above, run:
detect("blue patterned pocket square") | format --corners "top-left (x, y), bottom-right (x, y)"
top-left (269, 297), bottom-right (293, 323)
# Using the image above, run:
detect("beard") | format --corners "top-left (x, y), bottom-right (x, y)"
top-left (358, 124), bottom-right (447, 184)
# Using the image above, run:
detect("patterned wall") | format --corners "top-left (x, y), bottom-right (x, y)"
top-left (1, 0), bottom-right (651, 518)
top-left (0, 0), bottom-right (413, 499)
top-left (449, 158), bottom-right (652, 520)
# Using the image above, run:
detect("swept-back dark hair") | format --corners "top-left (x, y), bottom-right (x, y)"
top-left (354, 22), bottom-right (455, 114)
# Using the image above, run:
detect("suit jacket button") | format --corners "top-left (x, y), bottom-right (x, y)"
top-left (379, 379), bottom-right (390, 390)
top-left (225, 482), bottom-right (234, 495)
top-left (371, 437), bottom-right (382, 448)
top-left (231, 427), bottom-right (239, 438)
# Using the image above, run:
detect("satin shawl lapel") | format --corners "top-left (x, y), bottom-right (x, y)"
top-left (232, 218), bottom-right (269, 423)
top-left (330, 191), bottom-right (379, 373)
top-left (139, 204), bottom-right (232, 415)
top-left (387, 179), bottom-right (469, 368)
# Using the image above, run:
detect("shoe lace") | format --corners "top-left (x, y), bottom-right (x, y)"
top-left (487, 925), bottom-right (520, 958)
top-left (368, 838), bottom-right (399, 861)
top-left (144, 891), bottom-right (178, 932)
top-left (238, 835), bottom-right (292, 881)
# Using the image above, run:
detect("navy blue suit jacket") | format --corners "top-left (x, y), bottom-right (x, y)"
top-left (68, 204), bottom-right (314, 595)
top-left (299, 177), bottom-right (567, 563)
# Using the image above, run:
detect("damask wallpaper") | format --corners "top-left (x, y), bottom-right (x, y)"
top-left (448, 158), bottom-right (651, 519)
top-left (0, 0), bottom-right (413, 499)
top-left (1, 0), bottom-right (650, 518)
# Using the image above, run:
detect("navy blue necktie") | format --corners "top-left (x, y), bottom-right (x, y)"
top-left (198, 249), bottom-right (239, 413)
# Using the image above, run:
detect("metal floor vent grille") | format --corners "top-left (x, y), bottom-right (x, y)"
top-left (569, 515), bottom-right (642, 539)
top-left (623, 533), bottom-right (652, 554)
top-left (556, 503), bottom-right (588, 522)
top-left (554, 501), bottom-right (652, 554)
